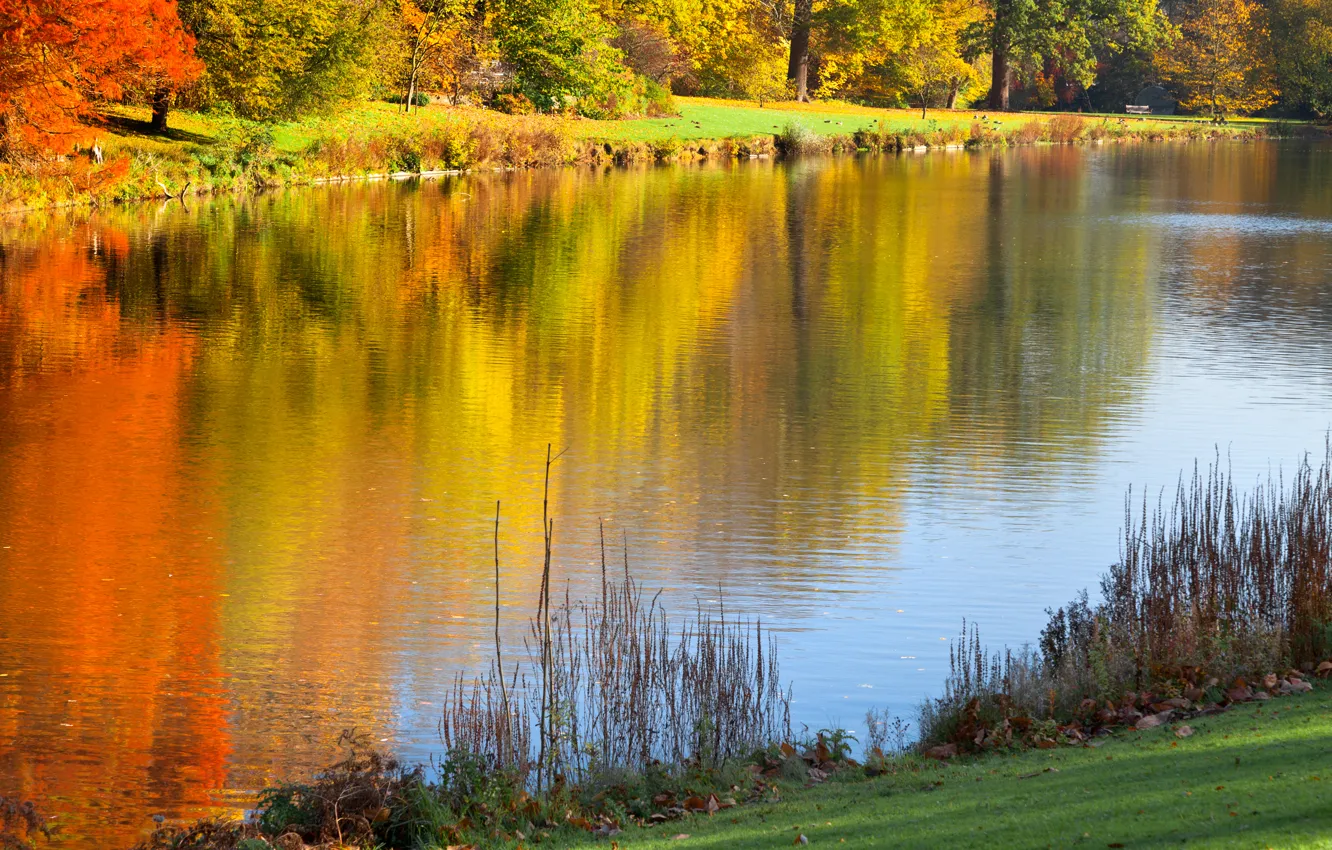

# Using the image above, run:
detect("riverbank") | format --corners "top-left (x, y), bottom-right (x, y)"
top-left (0, 97), bottom-right (1315, 215)
top-left (113, 680), bottom-right (1332, 850)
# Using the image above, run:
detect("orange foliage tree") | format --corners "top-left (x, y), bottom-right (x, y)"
top-left (0, 0), bottom-right (201, 155)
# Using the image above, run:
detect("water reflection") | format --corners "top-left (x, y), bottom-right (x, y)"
top-left (2, 144), bottom-right (1332, 847)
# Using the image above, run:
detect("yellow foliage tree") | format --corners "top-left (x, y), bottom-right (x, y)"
top-left (896, 0), bottom-right (981, 115)
top-left (1156, 0), bottom-right (1277, 119)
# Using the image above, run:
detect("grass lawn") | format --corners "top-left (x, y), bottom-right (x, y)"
top-left (574, 96), bottom-right (1279, 142)
top-left (549, 685), bottom-right (1332, 850)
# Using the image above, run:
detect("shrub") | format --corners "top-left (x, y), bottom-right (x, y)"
top-left (1010, 120), bottom-right (1044, 145)
top-left (649, 136), bottom-right (684, 162)
top-left (775, 122), bottom-right (828, 157)
top-left (495, 92), bottom-right (535, 115)
top-left (386, 92), bottom-right (430, 107)
top-left (641, 77), bottom-right (678, 117)
top-left (1045, 113), bottom-right (1086, 143)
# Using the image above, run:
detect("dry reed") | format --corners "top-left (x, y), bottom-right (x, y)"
top-left (441, 447), bottom-right (790, 790)
top-left (923, 439), bottom-right (1332, 745)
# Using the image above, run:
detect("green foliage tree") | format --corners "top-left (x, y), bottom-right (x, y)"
top-left (495, 0), bottom-right (637, 113)
top-left (1271, 0), bottom-right (1332, 116)
top-left (179, 0), bottom-right (389, 119)
top-left (972, 0), bottom-right (1169, 110)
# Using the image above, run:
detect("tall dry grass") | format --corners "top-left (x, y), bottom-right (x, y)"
top-left (441, 449), bottom-right (790, 791)
top-left (922, 439), bottom-right (1332, 745)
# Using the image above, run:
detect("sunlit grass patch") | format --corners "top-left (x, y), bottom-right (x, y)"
top-left (547, 684), bottom-right (1332, 850)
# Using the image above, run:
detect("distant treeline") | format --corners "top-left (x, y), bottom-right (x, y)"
top-left (0, 0), bottom-right (1328, 158)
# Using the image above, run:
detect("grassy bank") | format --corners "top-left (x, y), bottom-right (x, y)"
top-left (550, 682), bottom-right (1332, 850)
top-left (96, 679), bottom-right (1332, 850)
top-left (1, 97), bottom-right (1315, 215)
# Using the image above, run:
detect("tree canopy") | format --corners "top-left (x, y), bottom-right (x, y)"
top-left (0, 0), bottom-right (1323, 157)
top-left (0, 0), bottom-right (200, 153)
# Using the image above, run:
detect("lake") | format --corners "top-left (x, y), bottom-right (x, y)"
top-left (2, 143), bottom-right (1332, 846)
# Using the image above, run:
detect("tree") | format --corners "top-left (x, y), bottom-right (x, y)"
top-left (789, 0), bottom-right (931, 102)
top-left (0, 0), bottom-right (200, 152)
top-left (896, 0), bottom-right (979, 115)
top-left (900, 42), bottom-right (973, 116)
top-left (971, 0), bottom-right (1168, 110)
top-left (177, 0), bottom-right (388, 120)
top-left (735, 38), bottom-right (792, 105)
top-left (1156, 0), bottom-right (1276, 119)
top-left (1271, 0), bottom-right (1332, 116)
top-left (495, 0), bottom-right (635, 113)
top-left (391, 0), bottom-right (492, 109)
top-left (788, 0), bottom-right (813, 100)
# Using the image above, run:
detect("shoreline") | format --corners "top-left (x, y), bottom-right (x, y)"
top-left (1, 98), bottom-right (1320, 218)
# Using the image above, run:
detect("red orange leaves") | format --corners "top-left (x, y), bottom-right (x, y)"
top-left (0, 0), bottom-right (201, 152)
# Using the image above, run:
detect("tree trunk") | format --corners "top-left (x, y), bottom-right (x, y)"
top-left (947, 79), bottom-right (960, 110)
top-left (151, 87), bottom-right (171, 134)
top-left (788, 0), bottom-right (813, 102)
top-left (987, 43), bottom-right (1011, 111)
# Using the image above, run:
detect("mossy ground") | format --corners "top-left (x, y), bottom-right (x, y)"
top-left (542, 685), bottom-right (1332, 850)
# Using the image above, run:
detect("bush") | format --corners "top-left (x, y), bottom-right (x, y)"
top-left (1045, 114), bottom-right (1086, 143)
top-left (386, 92), bottom-right (431, 107)
top-left (775, 122), bottom-right (828, 157)
top-left (641, 77), bottom-right (678, 117)
top-left (495, 92), bottom-right (535, 115)
top-left (649, 136), bottom-right (684, 161)
top-left (1010, 120), bottom-right (1044, 144)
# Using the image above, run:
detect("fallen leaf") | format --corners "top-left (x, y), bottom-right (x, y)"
top-left (681, 796), bottom-right (708, 812)
top-left (794, 834), bottom-right (809, 845)
top-left (1035, 739), bottom-right (1058, 749)
top-left (780, 742), bottom-right (797, 758)
top-left (1175, 725), bottom-right (1194, 738)
top-left (671, 834), bottom-right (690, 841)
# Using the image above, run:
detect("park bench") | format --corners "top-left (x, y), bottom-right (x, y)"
top-left (1125, 105), bottom-right (1151, 114)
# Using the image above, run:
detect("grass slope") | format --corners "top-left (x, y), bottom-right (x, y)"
top-left (556, 687), bottom-right (1332, 850)
top-left (101, 96), bottom-right (1283, 154)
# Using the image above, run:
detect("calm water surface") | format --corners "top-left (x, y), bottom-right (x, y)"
top-left (2, 143), bottom-right (1332, 845)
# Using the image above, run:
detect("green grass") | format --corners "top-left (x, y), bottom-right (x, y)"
top-left (546, 685), bottom-right (1332, 850)
top-left (576, 96), bottom-right (1283, 142)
